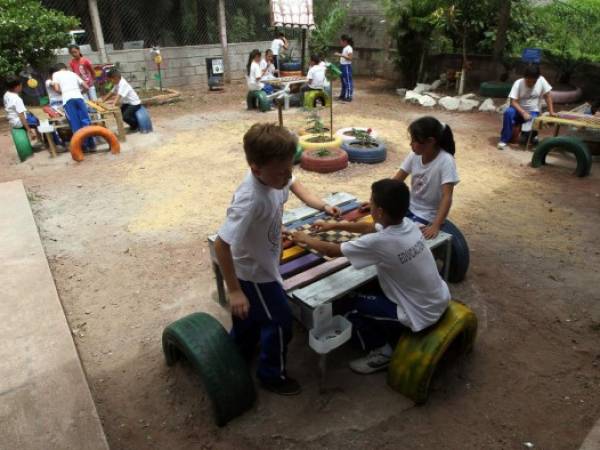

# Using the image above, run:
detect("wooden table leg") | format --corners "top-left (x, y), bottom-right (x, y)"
top-left (113, 110), bottom-right (127, 142)
top-left (45, 132), bottom-right (57, 157)
top-left (554, 124), bottom-right (560, 137)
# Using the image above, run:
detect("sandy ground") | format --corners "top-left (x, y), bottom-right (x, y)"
top-left (1, 79), bottom-right (599, 450)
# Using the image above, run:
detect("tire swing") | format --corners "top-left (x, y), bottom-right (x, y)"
top-left (341, 140), bottom-right (387, 164)
top-left (531, 136), bottom-right (592, 177)
top-left (387, 300), bottom-right (478, 404)
top-left (162, 312), bottom-right (256, 427)
top-left (70, 125), bottom-right (120, 162)
top-left (246, 90), bottom-right (271, 113)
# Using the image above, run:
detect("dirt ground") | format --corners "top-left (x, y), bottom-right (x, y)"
top-left (1, 79), bottom-right (599, 450)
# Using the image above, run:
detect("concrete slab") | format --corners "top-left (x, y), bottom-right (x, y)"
top-left (580, 418), bottom-right (600, 450)
top-left (0, 180), bottom-right (109, 450)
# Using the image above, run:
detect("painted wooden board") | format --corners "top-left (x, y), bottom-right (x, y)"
top-left (340, 207), bottom-right (370, 222)
top-left (283, 257), bottom-right (350, 291)
top-left (282, 192), bottom-right (356, 225)
top-left (281, 245), bottom-right (306, 263)
top-left (285, 200), bottom-right (362, 231)
top-left (279, 253), bottom-right (323, 279)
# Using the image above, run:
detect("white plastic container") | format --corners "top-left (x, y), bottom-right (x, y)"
top-left (309, 315), bottom-right (352, 354)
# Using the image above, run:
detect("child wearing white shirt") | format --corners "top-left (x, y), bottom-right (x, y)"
top-left (259, 49), bottom-right (278, 80)
top-left (334, 34), bottom-right (354, 102)
top-left (102, 68), bottom-right (142, 131)
top-left (246, 49), bottom-right (273, 95)
top-left (304, 55), bottom-right (326, 90)
top-left (291, 179), bottom-right (450, 374)
top-left (270, 32), bottom-right (288, 74)
top-left (3, 76), bottom-right (40, 143)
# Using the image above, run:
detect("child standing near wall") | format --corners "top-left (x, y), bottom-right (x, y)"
top-left (69, 45), bottom-right (97, 100)
top-left (335, 34), bottom-right (354, 102)
top-left (270, 32), bottom-right (289, 75)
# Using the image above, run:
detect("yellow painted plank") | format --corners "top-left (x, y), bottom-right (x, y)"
top-left (281, 246), bottom-right (306, 263)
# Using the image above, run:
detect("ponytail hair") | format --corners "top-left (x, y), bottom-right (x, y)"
top-left (246, 49), bottom-right (261, 76)
top-left (408, 116), bottom-right (456, 156)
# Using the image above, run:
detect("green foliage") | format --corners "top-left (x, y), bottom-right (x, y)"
top-left (305, 108), bottom-right (327, 137)
top-left (352, 128), bottom-right (377, 146)
top-left (0, 0), bottom-right (78, 78)
top-left (309, 0), bottom-right (349, 58)
top-left (228, 9), bottom-right (256, 43)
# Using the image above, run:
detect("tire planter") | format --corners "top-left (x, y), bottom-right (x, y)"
top-left (279, 70), bottom-right (303, 78)
top-left (298, 134), bottom-right (343, 152)
top-left (335, 127), bottom-right (379, 145)
top-left (246, 90), bottom-right (271, 112)
top-left (301, 147), bottom-right (348, 173)
top-left (298, 126), bottom-right (331, 136)
top-left (11, 128), bottom-right (33, 162)
top-left (294, 143), bottom-right (303, 164)
top-left (531, 136), bottom-right (592, 177)
top-left (387, 300), bottom-right (477, 404)
top-left (134, 106), bottom-right (153, 133)
top-left (550, 87), bottom-right (583, 105)
top-left (341, 140), bottom-right (387, 164)
top-left (441, 220), bottom-right (470, 283)
top-left (280, 61), bottom-right (302, 72)
top-left (303, 90), bottom-right (331, 110)
top-left (162, 312), bottom-right (256, 427)
top-left (70, 125), bottom-right (120, 162)
top-left (479, 81), bottom-right (512, 98)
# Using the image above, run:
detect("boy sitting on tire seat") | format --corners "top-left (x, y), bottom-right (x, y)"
top-left (214, 123), bottom-right (341, 396)
top-left (290, 179), bottom-right (450, 374)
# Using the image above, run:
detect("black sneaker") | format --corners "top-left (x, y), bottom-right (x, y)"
top-left (260, 377), bottom-right (301, 396)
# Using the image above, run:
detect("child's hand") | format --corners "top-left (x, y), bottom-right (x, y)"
top-left (291, 231), bottom-right (311, 246)
top-left (28, 129), bottom-right (37, 141)
top-left (229, 290), bottom-right (250, 319)
top-left (358, 201), bottom-right (371, 213)
top-left (421, 224), bottom-right (440, 240)
top-left (324, 204), bottom-right (341, 217)
top-left (311, 220), bottom-right (335, 232)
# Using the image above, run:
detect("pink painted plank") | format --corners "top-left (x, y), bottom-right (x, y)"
top-left (283, 257), bottom-right (350, 291)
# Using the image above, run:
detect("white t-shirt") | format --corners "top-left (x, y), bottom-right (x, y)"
top-left (509, 76), bottom-right (552, 113)
top-left (340, 45), bottom-right (353, 65)
top-left (114, 78), bottom-right (141, 105)
top-left (307, 65), bottom-right (326, 89)
top-left (45, 80), bottom-right (62, 105)
top-left (52, 70), bottom-right (85, 104)
top-left (218, 172), bottom-right (293, 284)
top-left (400, 151), bottom-right (459, 223)
top-left (271, 38), bottom-right (285, 56)
top-left (247, 61), bottom-right (264, 91)
top-left (260, 59), bottom-right (276, 79)
top-left (341, 220), bottom-right (450, 332)
top-left (3, 91), bottom-right (27, 128)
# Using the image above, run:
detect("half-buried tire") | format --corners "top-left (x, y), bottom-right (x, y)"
top-left (246, 90), bottom-right (271, 112)
top-left (162, 312), bottom-right (256, 426)
top-left (441, 220), bottom-right (470, 283)
top-left (479, 81), bottom-right (512, 98)
top-left (532, 136), bottom-right (591, 177)
top-left (301, 147), bottom-right (348, 173)
top-left (341, 140), bottom-right (387, 164)
top-left (70, 125), bottom-right (120, 162)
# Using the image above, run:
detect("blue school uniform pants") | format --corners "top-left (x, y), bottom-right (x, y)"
top-left (64, 98), bottom-right (93, 148)
top-left (231, 279), bottom-right (293, 382)
top-left (500, 106), bottom-right (539, 144)
top-left (340, 64), bottom-right (353, 100)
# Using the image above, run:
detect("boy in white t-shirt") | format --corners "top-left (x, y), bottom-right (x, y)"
top-left (215, 123), bottom-right (341, 395)
top-left (270, 32), bottom-right (288, 74)
top-left (498, 65), bottom-right (556, 149)
top-left (3, 76), bottom-right (40, 143)
top-left (103, 68), bottom-right (142, 131)
top-left (304, 55), bottom-right (326, 90)
top-left (334, 34), bottom-right (354, 102)
top-left (291, 179), bottom-right (450, 374)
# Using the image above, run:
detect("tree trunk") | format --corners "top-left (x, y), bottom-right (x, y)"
top-left (218, 0), bottom-right (231, 83)
top-left (459, 28), bottom-right (467, 95)
top-left (108, 0), bottom-right (124, 50)
top-left (75, 0), bottom-right (96, 51)
top-left (493, 0), bottom-right (512, 62)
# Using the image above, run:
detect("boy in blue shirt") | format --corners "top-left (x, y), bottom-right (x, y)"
top-left (215, 123), bottom-right (340, 395)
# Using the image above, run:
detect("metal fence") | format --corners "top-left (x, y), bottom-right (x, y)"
top-left (41, 0), bottom-right (298, 51)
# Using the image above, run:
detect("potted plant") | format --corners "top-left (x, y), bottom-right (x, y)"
top-left (335, 126), bottom-right (379, 144)
top-left (341, 128), bottom-right (387, 164)
top-left (298, 109), bottom-right (342, 151)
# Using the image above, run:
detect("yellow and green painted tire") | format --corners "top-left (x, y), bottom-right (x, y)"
top-left (387, 300), bottom-right (478, 404)
top-left (298, 134), bottom-right (342, 152)
top-left (303, 90), bottom-right (332, 110)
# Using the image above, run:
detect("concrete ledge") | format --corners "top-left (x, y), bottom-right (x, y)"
top-left (580, 418), bottom-right (600, 449)
top-left (0, 180), bottom-right (109, 450)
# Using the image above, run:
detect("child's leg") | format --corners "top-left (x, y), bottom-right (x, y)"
top-left (121, 104), bottom-right (141, 129)
top-left (340, 65), bottom-right (348, 99)
top-left (500, 106), bottom-right (524, 144)
top-left (87, 85), bottom-right (98, 101)
top-left (346, 65), bottom-right (353, 100)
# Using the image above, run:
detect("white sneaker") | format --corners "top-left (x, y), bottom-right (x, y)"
top-left (497, 142), bottom-right (508, 150)
top-left (349, 350), bottom-right (391, 374)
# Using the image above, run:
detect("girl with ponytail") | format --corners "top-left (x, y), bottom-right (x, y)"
top-left (393, 116), bottom-right (459, 239)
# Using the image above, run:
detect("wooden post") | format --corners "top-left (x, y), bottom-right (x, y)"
top-left (87, 0), bottom-right (109, 63)
top-left (301, 28), bottom-right (307, 75)
top-left (277, 101), bottom-right (284, 127)
top-left (330, 81), bottom-right (333, 140)
top-left (218, 0), bottom-right (231, 84)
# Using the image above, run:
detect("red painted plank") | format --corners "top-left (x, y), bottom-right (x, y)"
top-left (283, 257), bottom-right (350, 291)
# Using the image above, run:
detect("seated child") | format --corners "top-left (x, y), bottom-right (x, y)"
top-left (45, 75), bottom-right (63, 111)
top-left (102, 68), bottom-right (142, 131)
top-left (3, 75), bottom-right (40, 143)
top-left (246, 49), bottom-right (273, 95)
top-left (260, 49), bottom-right (278, 80)
top-left (214, 123), bottom-right (341, 395)
top-left (301, 55), bottom-right (326, 94)
top-left (291, 179), bottom-right (450, 374)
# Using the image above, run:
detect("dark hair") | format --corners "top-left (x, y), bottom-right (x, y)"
top-left (68, 44), bottom-right (82, 56)
top-left (523, 64), bottom-right (541, 79)
top-left (341, 34), bottom-right (354, 46)
top-left (265, 49), bottom-right (273, 56)
top-left (106, 68), bottom-right (121, 78)
top-left (277, 31), bottom-right (285, 38)
top-left (243, 123), bottom-right (297, 166)
top-left (5, 75), bottom-right (21, 90)
top-left (310, 54), bottom-right (321, 64)
top-left (371, 179), bottom-right (410, 222)
top-left (408, 116), bottom-right (456, 156)
top-left (50, 63), bottom-right (67, 75)
top-left (246, 49), bottom-right (261, 75)
top-left (591, 98), bottom-right (600, 115)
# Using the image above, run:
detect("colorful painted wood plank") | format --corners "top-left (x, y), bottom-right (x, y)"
top-left (279, 253), bottom-right (324, 279)
top-left (340, 207), bottom-right (370, 222)
top-left (281, 245), bottom-right (306, 263)
top-left (283, 257), bottom-right (350, 291)
top-left (285, 200), bottom-right (362, 230)
top-left (282, 192), bottom-right (356, 225)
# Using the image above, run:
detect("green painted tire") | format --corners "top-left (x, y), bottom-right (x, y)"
top-left (303, 90), bottom-right (331, 110)
top-left (479, 81), bottom-right (512, 98)
top-left (531, 136), bottom-right (592, 177)
top-left (294, 143), bottom-right (303, 164)
top-left (11, 128), bottom-right (33, 162)
top-left (387, 301), bottom-right (477, 404)
top-left (246, 90), bottom-right (271, 112)
top-left (162, 312), bottom-right (256, 426)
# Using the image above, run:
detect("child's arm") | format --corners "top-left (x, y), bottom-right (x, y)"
top-left (214, 237), bottom-right (250, 319)
top-left (112, 94), bottom-right (123, 107)
top-left (291, 180), bottom-right (341, 217)
top-left (422, 183), bottom-right (454, 239)
top-left (102, 90), bottom-right (115, 102)
top-left (392, 168), bottom-right (409, 181)
top-left (18, 112), bottom-right (37, 140)
top-left (291, 231), bottom-right (342, 258)
top-left (311, 219), bottom-right (375, 235)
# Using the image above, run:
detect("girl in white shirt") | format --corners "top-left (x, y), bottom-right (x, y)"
top-left (334, 34), bottom-right (354, 102)
top-left (246, 49), bottom-right (273, 95)
top-left (259, 49), bottom-right (278, 80)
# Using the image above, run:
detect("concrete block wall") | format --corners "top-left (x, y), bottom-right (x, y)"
top-left (55, 41), bottom-right (286, 89)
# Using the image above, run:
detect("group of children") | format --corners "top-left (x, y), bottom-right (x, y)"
top-left (245, 32), bottom-right (354, 103)
top-left (215, 115), bottom-right (458, 395)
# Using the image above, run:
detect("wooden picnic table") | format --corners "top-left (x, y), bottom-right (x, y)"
top-left (526, 113), bottom-right (600, 151)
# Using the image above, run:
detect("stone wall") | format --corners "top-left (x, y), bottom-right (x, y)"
top-left (55, 41), bottom-right (282, 89)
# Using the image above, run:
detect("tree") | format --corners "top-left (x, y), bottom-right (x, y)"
top-left (492, 0), bottom-right (511, 62)
top-left (309, 0), bottom-right (349, 59)
top-left (0, 0), bottom-right (78, 78)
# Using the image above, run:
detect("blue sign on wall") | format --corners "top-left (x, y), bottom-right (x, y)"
top-left (522, 48), bottom-right (542, 64)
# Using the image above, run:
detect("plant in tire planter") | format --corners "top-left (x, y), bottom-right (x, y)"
top-left (299, 108), bottom-right (330, 136)
top-left (301, 146), bottom-right (348, 173)
top-left (341, 128), bottom-right (387, 164)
